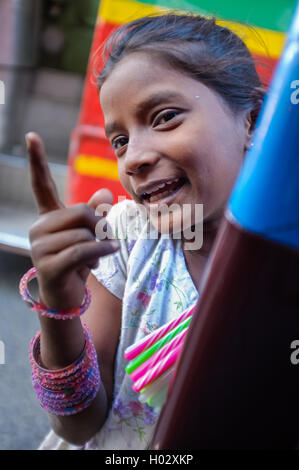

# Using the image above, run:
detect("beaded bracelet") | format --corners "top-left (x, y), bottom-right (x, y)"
top-left (29, 323), bottom-right (101, 415)
top-left (19, 267), bottom-right (91, 320)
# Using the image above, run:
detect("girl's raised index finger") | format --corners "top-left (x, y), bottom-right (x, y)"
top-left (25, 132), bottom-right (64, 215)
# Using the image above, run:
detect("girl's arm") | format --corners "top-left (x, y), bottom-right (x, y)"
top-left (42, 273), bottom-right (122, 446)
top-left (25, 132), bottom-right (122, 446)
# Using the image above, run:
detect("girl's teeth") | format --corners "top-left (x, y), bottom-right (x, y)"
top-left (149, 187), bottom-right (177, 202)
top-left (146, 178), bottom-right (181, 198)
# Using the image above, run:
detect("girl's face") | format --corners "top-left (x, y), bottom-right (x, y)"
top-left (100, 53), bottom-right (252, 234)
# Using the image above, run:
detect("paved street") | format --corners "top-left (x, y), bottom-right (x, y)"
top-left (0, 250), bottom-right (50, 450)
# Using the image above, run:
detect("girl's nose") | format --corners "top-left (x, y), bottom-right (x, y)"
top-left (125, 141), bottom-right (160, 175)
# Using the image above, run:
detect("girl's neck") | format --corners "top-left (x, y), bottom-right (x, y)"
top-left (182, 212), bottom-right (222, 258)
top-left (181, 213), bottom-right (223, 290)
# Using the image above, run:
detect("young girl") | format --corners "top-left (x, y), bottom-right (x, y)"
top-left (23, 13), bottom-right (265, 450)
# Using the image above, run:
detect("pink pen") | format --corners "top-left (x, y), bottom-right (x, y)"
top-left (130, 327), bottom-right (188, 383)
top-left (133, 344), bottom-right (182, 393)
top-left (125, 303), bottom-right (196, 361)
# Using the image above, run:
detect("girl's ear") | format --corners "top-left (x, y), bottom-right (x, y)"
top-left (244, 86), bottom-right (267, 152)
top-left (243, 110), bottom-right (254, 152)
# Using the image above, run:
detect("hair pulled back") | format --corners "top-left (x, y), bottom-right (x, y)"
top-left (97, 14), bottom-right (266, 126)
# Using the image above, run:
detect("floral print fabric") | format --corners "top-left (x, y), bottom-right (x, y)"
top-left (38, 198), bottom-right (199, 450)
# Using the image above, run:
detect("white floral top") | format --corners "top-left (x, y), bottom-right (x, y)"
top-left (38, 198), bottom-right (199, 450)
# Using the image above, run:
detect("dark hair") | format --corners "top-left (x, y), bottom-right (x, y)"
top-left (97, 14), bottom-right (266, 126)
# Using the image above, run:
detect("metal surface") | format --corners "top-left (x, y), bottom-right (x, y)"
top-left (0, 0), bottom-right (40, 67)
top-left (0, 154), bottom-right (67, 255)
top-left (0, 68), bottom-right (33, 154)
top-left (0, 0), bottom-right (41, 153)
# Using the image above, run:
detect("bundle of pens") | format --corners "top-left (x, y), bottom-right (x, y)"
top-left (124, 303), bottom-right (197, 410)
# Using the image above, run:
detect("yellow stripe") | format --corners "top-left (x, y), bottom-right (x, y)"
top-left (74, 155), bottom-right (119, 180)
top-left (217, 20), bottom-right (285, 59)
top-left (98, 0), bottom-right (285, 59)
top-left (98, 0), bottom-right (164, 24)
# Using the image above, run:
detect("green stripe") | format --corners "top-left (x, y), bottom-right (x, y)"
top-left (126, 316), bottom-right (191, 374)
top-left (137, 0), bottom-right (297, 33)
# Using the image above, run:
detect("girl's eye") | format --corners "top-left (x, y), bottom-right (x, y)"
top-left (153, 110), bottom-right (180, 127)
top-left (111, 136), bottom-right (128, 150)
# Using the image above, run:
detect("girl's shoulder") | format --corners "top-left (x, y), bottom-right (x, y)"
top-left (91, 198), bottom-right (148, 299)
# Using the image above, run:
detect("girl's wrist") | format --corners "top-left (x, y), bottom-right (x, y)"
top-left (19, 267), bottom-right (91, 369)
top-left (37, 281), bottom-right (86, 312)
top-left (38, 315), bottom-right (86, 370)
top-left (19, 267), bottom-right (91, 319)
top-left (30, 323), bottom-right (101, 416)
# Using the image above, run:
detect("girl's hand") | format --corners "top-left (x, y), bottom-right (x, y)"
top-left (26, 132), bottom-right (120, 311)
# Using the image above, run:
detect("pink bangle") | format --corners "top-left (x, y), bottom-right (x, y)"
top-left (29, 323), bottom-right (101, 416)
top-left (19, 267), bottom-right (91, 320)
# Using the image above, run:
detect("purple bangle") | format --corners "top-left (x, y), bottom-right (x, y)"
top-left (19, 267), bottom-right (91, 320)
top-left (29, 323), bottom-right (101, 416)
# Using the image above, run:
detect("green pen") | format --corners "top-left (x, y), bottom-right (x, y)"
top-left (126, 316), bottom-right (191, 375)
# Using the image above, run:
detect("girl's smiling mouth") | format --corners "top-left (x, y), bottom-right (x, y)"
top-left (140, 176), bottom-right (189, 207)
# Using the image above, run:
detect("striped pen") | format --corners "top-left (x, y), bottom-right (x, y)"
top-left (133, 344), bottom-right (182, 393)
top-left (130, 327), bottom-right (188, 383)
top-left (138, 366), bottom-right (175, 404)
top-left (126, 316), bottom-right (191, 375)
top-left (124, 303), bottom-right (196, 361)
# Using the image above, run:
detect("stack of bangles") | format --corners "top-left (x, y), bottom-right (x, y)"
top-left (19, 267), bottom-right (101, 416)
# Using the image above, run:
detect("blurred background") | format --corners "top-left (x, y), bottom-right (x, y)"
top-left (0, 0), bottom-right (99, 450)
top-left (0, 0), bottom-right (99, 257)
top-left (0, 0), bottom-right (297, 450)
